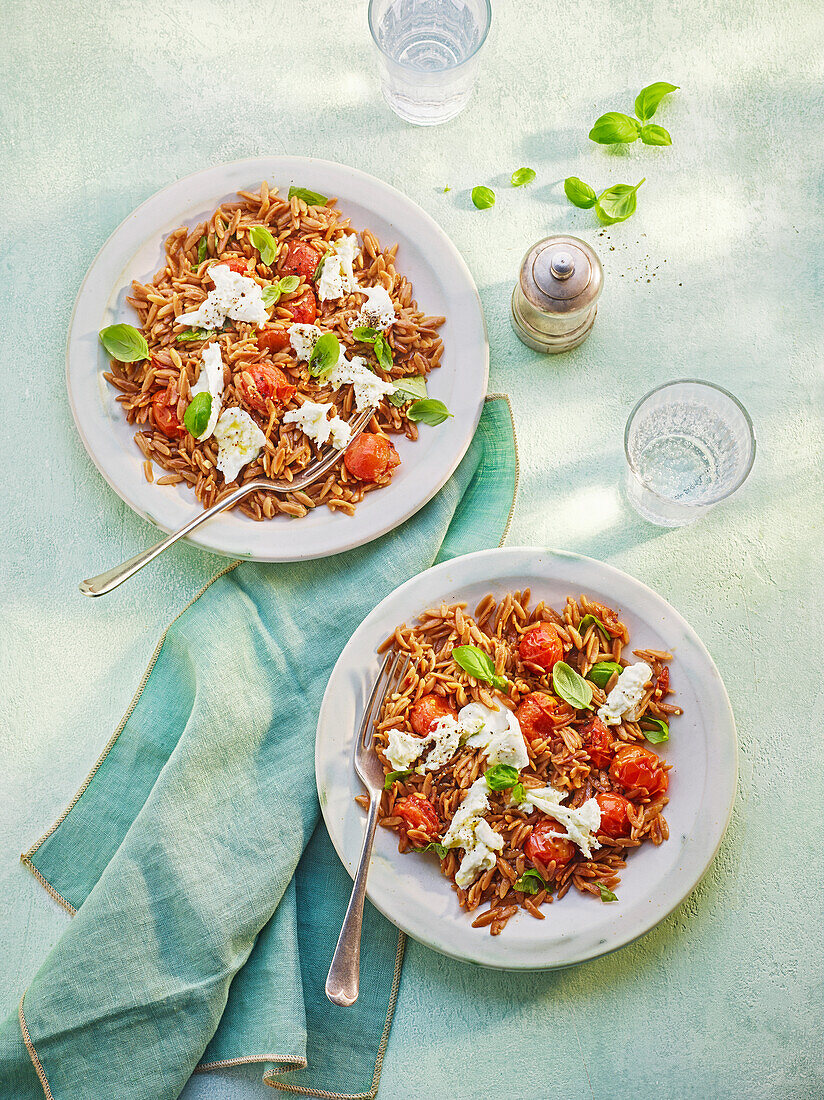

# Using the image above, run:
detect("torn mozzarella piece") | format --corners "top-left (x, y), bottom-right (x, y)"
top-left (441, 777), bottom-right (505, 887)
top-left (282, 400), bottom-right (351, 450)
top-left (213, 408), bottom-right (266, 484)
top-left (317, 234), bottom-right (360, 302)
top-left (177, 264), bottom-right (268, 329)
top-left (327, 353), bottom-right (396, 410)
top-left (384, 715), bottom-right (462, 775)
top-left (459, 702), bottom-right (529, 770)
top-left (188, 343), bottom-right (225, 440)
top-left (288, 323), bottom-right (323, 361)
top-left (597, 662), bottom-right (653, 726)
top-left (350, 284), bottom-right (397, 331)
top-left (520, 786), bottom-right (602, 859)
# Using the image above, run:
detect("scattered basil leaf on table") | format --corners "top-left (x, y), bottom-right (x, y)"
top-left (415, 841), bottom-right (449, 859)
top-left (564, 177), bottom-right (598, 209)
top-left (389, 375), bottom-right (427, 407)
top-left (640, 124), bottom-right (672, 146)
top-left (99, 324), bottom-right (149, 362)
top-left (183, 391), bottom-right (212, 438)
top-left (308, 332), bottom-right (341, 378)
top-left (408, 399), bottom-right (452, 426)
top-left (443, 186), bottom-right (451, 193)
top-left (596, 882), bottom-right (618, 903)
top-left (640, 718), bottom-right (670, 744)
top-left (384, 769), bottom-right (412, 789)
top-left (514, 869), bottom-right (546, 894)
top-left (176, 328), bottom-right (216, 343)
top-left (552, 661), bottom-right (593, 710)
top-left (250, 225), bottom-right (277, 266)
top-left (471, 185), bottom-right (496, 210)
top-left (484, 764), bottom-right (520, 791)
top-left (452, 645), bottom-right (507, 690)
top-left (589, 111), bottom-right (641, 144)
top-left (587, 661), bottom-right (623, 689)
top-left (511, 167), bottom-right (536, 187)
top-left (595, 179), bottom-right (645, 225)
top-left (634, 81), bottom-right (679, 122)
top-left (576, 614), bottom-right (611, 642)
top-left (288, 186), bottom-right (329, 206)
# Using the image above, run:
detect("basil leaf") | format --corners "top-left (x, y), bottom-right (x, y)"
top-left (640, 124), bottom-right (672, 146)
top-left (511, 167), bottom-right (536, 187)
top-left (352, 326), bottom-right (378, 343)
top-left (384, 769), bottom-right (412, 789)
top-left (564, 177), bottom-right (598, 209)
top-left (279, 274), bottom-right (300, 294)
top-left (552, 661), bottom-right (593, 710)
top-left (596, 882), bottom-right (618, 903)
top-left (514, 869), bottom-right (546, 894)
top-left (595, 179), bottom-right (645, 226)
top-left (587, 661), bottom-right (623, 689)
top-left (640, 718), bottom-right (669, 744)
top-left (415, 841), bottom-right (449, 859)
top-left (262, 285), bottom-right (281, 308)
top-left (634, 82), bottom-right (679, 122)
top-left (589, 112), bottom-right (641, 144)
top-left (176, 327), bottom-right (216, 343)
top-left (484, 764), bottom-right (521, 791)
top-left (308, 331), bottom-right (340, 378)
top-left (389, 375), bottom-right (427, 408)
top-left (374, 333), bottom-right (393, 373)
top-left (197, 236), bottom-right (207, 263)
top-left (452, 645), bottom-right (507, 691)
top-left (577, 614), bottom-right (611, 642)
top-left (288, 186), bottom-right (329, 206)
top-left (312, 254), bottom-right (327, 283)
top-left (443, 185), bottom-right (451, 193)
top-left (250, 225), bottom-right (277, 266)
top-left (512, 782), bottom-right (526, 804)
top-left (408, 399), bottom-right (452, 426)
top-left (183, 391), bottom-right (212, 438)
top-left (99, 323), bottom-right (149, 362)
top-left (471, 185), bottom-right (496, 210)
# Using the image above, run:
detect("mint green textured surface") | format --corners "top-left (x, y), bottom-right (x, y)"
top-left (1, 0), bottom-right (822, 1098)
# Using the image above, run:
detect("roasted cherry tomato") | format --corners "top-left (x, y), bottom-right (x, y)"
top-left (595, 791), bottom-right (632, 838)
top-left (223, 256), bottom-right (252, 276)
top-left (655, 666), bottom-right (670, 695)
top-left (151, 385), bottom-right (186, 438)
top-left (514, 692), bottom-right (565, 743)
top-left (589, 601), bottom-right (623, 637)
top-left (344, 433), bottom-right (401, 482)
top-left (609, 745), bottom-right (669, 797)
top-left (579, 716), bottom-right (614, 770)
top-left (257, 327), bottom-right (291, 353)
top-left (394, 795), bottom-right (440, 840)
top-left (239, 364), bottom-right (295, 414)
top-left (281, 286), bottom-right (317, 324)
top-left (409, 694), bottom-right (457, 736)
top-left (518, 623), bottom-right (564, 672)
top-left (282, 240), bottom-right (321, 280)
top-left (524, 820), bottom-right (575, 876)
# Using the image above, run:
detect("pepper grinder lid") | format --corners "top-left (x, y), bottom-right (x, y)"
top-left (522, 236), bottom-right (603, 313)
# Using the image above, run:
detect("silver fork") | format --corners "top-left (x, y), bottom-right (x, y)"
top-left (79, 406), bottom-right (373, 597)
top-left (326, 648), bottom-right (410, 1007)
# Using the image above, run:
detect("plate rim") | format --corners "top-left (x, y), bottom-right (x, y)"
top-left (316, 545), bottom-right (738, 971)
top-left (66, 156), bottom-right (489, 562)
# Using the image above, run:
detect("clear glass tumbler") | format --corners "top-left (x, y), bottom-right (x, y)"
top-left (368, 0), bottom-right (492, 126)
top-left (624, 380), bottom-right (756, 527)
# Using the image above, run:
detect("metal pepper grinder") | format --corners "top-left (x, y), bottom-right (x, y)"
top-left (511, 235), bottom-right (604, 353)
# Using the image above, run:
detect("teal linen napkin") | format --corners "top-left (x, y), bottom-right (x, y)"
top-left (1, 397), bottom-right (517, 1100)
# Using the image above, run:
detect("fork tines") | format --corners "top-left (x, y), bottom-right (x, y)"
top-left (360, 649), bottom-right (410, 750)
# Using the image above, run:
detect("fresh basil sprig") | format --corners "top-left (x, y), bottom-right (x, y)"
top-left (288, 186), bottom-right (329, 206)
top-left (514, 869), bottom-right (546, 894)
top-left (263, 275), bottom-right (301, 308)
top-left (595, 882), bottom-right (618, 902)
top-left (511, 167), bottom-right (536, 187)
top-left (587, 661), bottom-right (623, 689)
top-left (176, 327), bottom-right (216, 343)
top-left (452, 645), bottom-right (507, 691)
top-left (414, 841), bottom-right (449, 859)
top-left (590, 82), bottom-right (678, 145)
top-left (352, 325), bottom-right (393, 372)
top-left (191, 235), bottom-right (208, 270)
top-left (384, 769), bottom-right (412, 789)
top-left (577, 614), bottom-right (611, 642)
top-left (471, 185), bottom-right (495, 210)
top-left (564, 177), bottom-right (645, 225)
top-left (183, 391), bottom-right (212, 438)
top-left (552, 661), bottom-right (593, 710)
top-left (250, 226), bottom-right (278, 266)
top-left (352, 326), bottom-right (379, 342)
top-left (312, 254), bottom-right (327, 283)
top-left (640, 718), bottom-right (669, 744)
top-left (408, 399), bottom-right (452, 426)
top-left (635, 82), bottom-right (679, 122)
top-left (564, 177), bottom-right (597, 209)
top-left (308, 332), bottom-right (340, 378)
top-left (484, 764), bottom-right (526, 804)
top-left (589, 112), bottom-right (641, 144)
top-left (389, 375), bottom-right (427, 408)
top-left (99, 323), bottom-right (149, 362)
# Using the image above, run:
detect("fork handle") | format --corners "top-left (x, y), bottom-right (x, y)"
top-left (326, 794), bottom-right (381, 1007)
top-left (78, 481), bottom-right (261, 597)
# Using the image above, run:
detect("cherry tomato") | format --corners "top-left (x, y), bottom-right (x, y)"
top-left (151, 386), bottom-right (186, 438)
top-left (281, 287), bottom-right (317, 324)
top-left (579, 716), bottom-right (614, 770)
top-left (409, 694), bottom-right (457, 736)
top-left (344, 433), bottom-right (401, 482)
top-left (595, 791), bottom-right (632, 838)
top-left (524, 820), bottom-right (575, 876)
top-left (282, 240), bottom-right (321, 280)
top-left (515, 692), bottom-right (565, 743)
top-left (257, 327), bottom-right (291, 353)
top-left (518, 623), bottom-right (564, 672)
top-left (239, 364), bottom-right (295, 414)
top-left (222, 256), bottom-right (251, 276)
top-left (394, 795), bottom-right (440, 840)
top-left (589, 602), bottom-right (623, 637)
top-left (655, 666), bottom-right (670, 695)
top-left (609, 745), bottom-right (669, 797)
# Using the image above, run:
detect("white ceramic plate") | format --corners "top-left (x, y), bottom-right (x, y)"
top-left (316, 547), bottom-right (737, 970)
top-left (67, 158), bottom-right (488, 561)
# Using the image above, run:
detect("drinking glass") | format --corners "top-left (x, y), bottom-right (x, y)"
top-left (368, 0), bottom-right (492, 126)
top-left (624, 380), bottom-right (756, 527)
